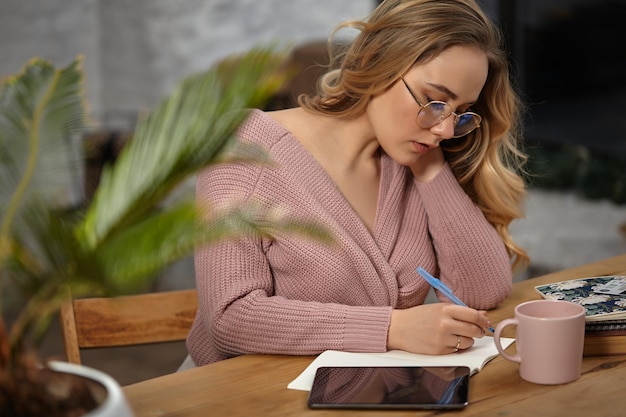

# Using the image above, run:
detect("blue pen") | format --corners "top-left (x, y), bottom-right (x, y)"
top-left (416, 266), bottom-right (494, 332)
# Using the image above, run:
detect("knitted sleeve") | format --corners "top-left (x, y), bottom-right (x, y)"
top-left (414, 164), bottom-right (513, 309)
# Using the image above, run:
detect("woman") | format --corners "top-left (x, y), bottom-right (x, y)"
top-left (185, 0), bottom-right (528, 367)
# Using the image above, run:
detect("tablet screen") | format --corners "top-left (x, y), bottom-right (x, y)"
top-left (308, 366), bottom-right (470, 410)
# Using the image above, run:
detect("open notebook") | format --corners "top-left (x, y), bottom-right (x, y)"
top-left (288, 336), bottom-right (515, 391)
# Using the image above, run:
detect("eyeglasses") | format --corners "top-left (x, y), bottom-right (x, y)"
top-left (399, 76), bottom-right (481, 138)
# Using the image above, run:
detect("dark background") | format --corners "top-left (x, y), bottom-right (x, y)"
top-left (496, 0), bottom-right (626, 202)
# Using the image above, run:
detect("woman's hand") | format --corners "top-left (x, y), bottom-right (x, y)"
top-left (410, 147), bottom-right (446, 183)
top-left (387, 303), bottom-right (491, 355)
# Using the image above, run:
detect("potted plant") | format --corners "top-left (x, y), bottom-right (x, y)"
top-left (0, 49), bottom-right (325, 416)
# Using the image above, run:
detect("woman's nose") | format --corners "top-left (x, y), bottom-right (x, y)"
top-left (430, 113), bottom-right (456, 140)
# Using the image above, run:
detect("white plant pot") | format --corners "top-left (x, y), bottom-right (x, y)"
top-left (48, 361), bottom-right (134, 417)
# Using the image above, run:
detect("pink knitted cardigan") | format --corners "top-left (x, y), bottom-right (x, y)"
top-left (186, 109), bottom-right (512, 366)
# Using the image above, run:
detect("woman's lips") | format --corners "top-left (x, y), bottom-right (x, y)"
top-left (412, 141), bottom-right (430, 154)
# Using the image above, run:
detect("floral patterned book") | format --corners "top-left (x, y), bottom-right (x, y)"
top-left (535, 276), bottom-right (626, 322)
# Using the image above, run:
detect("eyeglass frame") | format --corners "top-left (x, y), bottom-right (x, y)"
top-left (399, 75), bottom-right (482, 138)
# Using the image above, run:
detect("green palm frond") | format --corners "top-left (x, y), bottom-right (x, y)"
top-left (78, 48), bottom-right (286, 249)
top-left (0, 57), bottom-right (85, 283)
top-left (0, 57), bottom-right (84, 197)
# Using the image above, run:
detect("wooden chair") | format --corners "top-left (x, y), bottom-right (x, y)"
top-left (59, 288), bottom-right (198, 364)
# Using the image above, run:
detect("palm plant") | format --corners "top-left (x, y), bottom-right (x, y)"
top-left (0, 48), bottom-right (327, 416)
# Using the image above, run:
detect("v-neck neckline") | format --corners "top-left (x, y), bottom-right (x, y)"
top-left (257, 109), bottom-right (388, 238)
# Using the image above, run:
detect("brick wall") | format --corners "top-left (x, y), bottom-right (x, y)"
top-left (0, 0), bottom-right (373, 129)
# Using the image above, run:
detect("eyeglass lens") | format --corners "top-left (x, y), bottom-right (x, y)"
top-left (418, 103), bottom-right (480, 138)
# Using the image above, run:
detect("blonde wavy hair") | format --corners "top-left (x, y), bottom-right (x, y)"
top-left (299, 0), bottom-right (529, 270)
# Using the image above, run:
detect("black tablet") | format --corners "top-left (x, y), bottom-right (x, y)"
top-left (307, 366), bottom-right (470, 410)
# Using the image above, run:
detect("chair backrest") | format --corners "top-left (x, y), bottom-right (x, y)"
top-left (59, 288), bottom-right (198, 364)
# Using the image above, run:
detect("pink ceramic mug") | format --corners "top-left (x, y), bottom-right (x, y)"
top-left (493, 299), bottom-right (586, 385)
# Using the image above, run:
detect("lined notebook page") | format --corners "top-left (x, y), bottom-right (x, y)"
top-left (288, 336), bottom-right (515, 391)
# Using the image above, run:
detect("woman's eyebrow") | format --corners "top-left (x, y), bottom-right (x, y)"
top-left (426, 82), bottom-right (477, 106)
top-left (426, 82), bottom-right (458, 100)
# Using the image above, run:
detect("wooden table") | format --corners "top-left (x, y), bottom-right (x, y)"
top-left (123, 254), bottom-right (626, 417)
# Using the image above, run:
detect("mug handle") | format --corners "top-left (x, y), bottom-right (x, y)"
top-left (494, 318), bottom-right (521, 363)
